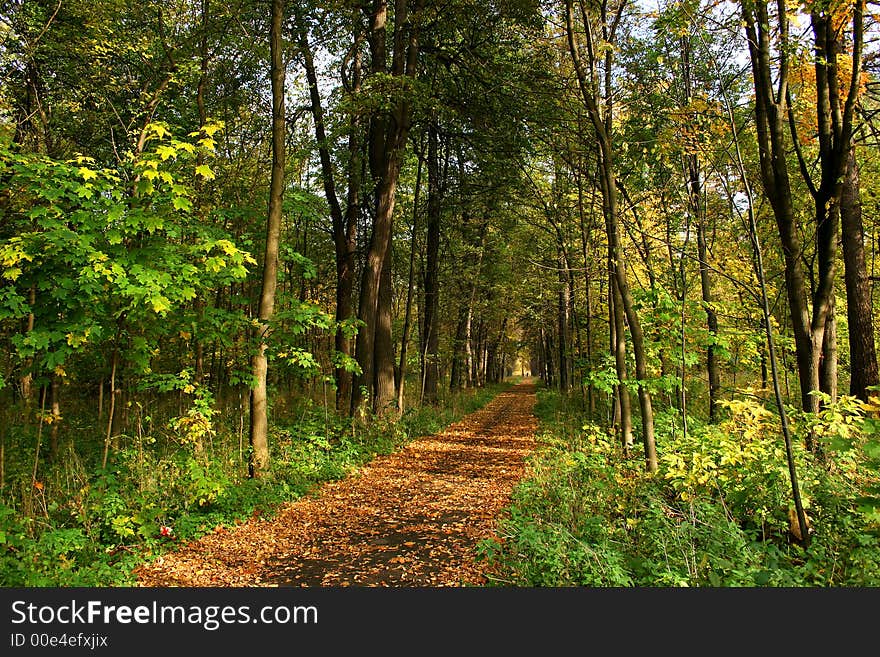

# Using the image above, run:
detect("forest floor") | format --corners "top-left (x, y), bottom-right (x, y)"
top-left (134, 380), bottom-right (538, 587)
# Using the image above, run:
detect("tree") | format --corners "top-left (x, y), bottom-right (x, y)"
top-left (741, 0), bottom-right (866, 435)
top-left (351, 0), bottom-right (425, 416)
top-left (564, 0), bottom-right (657, 471)
top-left (294, 3), bottom-right (362, 411)
top-left (840, 144), bottom-right (878, 400)
top-left (248, 0), bottom-right (286, 477)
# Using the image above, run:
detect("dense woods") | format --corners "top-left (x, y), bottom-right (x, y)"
top-left (2, 0), bottom-right (880, 587)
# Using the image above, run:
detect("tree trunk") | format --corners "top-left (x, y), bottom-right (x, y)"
top-left (352, 156), bottom-right (402, 414)
top-left (422, 124), bottom-right (442, 402)
top-left (821, 298), bottom-right (837, 401)
top-left (373, 244), bottom-right (396, 414)
top-left (742, 2), bottom-right (818, 421)
top-left (611, 271), bottom-right (633, 451)
top-left (682, 35), bottom-right (721, 421)
top-left (577, 175), bottom-right (596, 415)
top-left (296, 7), bottom-right (361, 412)
top-left (450, 304), bottom-right (469, 392)
top-left (696, 208), bottom-right (720, 421)
top-left (396, 160), bottom-right (421, 412)
top-left (248, 0), bottom-right (286, 477)
top-left (840, 146), bottom-right (878, 400)
top-left (557, 244), bottom-right (570, 392)
top-left (351, 0), bottom-right (423, 415)
top-left (565, 0), bottom-right (656, 471)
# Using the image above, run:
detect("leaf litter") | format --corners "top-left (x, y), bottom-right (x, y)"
top-left (135, 381), bottom-right (537, 587)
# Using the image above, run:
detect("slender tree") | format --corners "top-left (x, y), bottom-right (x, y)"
top-left (249, 0), bottom-right (286, 477)
top-left (564, 0), bottom-right (657, 471)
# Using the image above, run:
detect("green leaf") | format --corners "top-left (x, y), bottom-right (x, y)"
top-left (156, 145), bottom-right (177, 161)
top-left (172, 196), bottom-right (193, 212)
top-left (148, 123), bottom-right (170, 139)
top-left (108, 205), bottom-right (125, 222)
top-left (137, 179), bottom-right (155, 196)
top-left (151, 296), bottom-right (170, 314)
top-left (753, 570), bottom-right (772, 586)
top-left (78, 167), bottom-right (98, 181)
top-left (195, 164), bottom-right (215, 181)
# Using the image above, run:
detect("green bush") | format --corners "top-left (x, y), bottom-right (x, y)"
top-left (481, 388), bottom-right (880, 587)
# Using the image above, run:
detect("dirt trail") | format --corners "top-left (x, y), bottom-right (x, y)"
top-left (135, 380), bottom-right (538, 587)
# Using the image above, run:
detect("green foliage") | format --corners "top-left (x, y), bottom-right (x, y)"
top-left (0, 379), bottom-right (509, 586)
top-left (660, 397), bottom-right (803, 538)
top-left (0, 123), bottom-right (254, 381)
top-left (481, 388), bottom-right (880, 587)
top-left (805, 390), bottom-right (880, 529)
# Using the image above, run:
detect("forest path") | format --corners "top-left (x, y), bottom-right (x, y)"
top-left (135, 380), bottom-right (538, 587)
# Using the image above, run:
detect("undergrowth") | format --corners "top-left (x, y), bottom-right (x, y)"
top-left (0, 379), bottom-right (511, 586)
top-left (478, 385), bottom-right (880, 587)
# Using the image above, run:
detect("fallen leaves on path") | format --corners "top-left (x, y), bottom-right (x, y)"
top-left (135, 381), bottom-right (538, 587)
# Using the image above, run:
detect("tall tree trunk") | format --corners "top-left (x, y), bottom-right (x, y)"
top-left (396, 205), bottom-right (419, 413)
top-left (374, 244), bottom-right (396, 413)
top-left (249, 0), bottom-right (286, 477)
top-left (840, 146), bottom-right (879, 399)
top-left (352, 158), bottom-right (402, 414)
top-left (422, 124), bottom-right (442, 402)
top-left (450, 305), bottom-right (469, 391)
top-left (557, 243), bottom-right (570, 392)
top-left (696, 207), bottom-right (720, 421)
top-left (682, 34), bottom-right (721, 421)
top-left (397, 136), bottom-right (425, 409)
top-left (821, 298), bottom-right (837, 400)
top-left (565, 0), bottom-right (656, 471)
top-left (296, 9), bottom-right (362, 412)
top-left (611, 271), bottom-right (633, 451)
top-left (577, 174), bottom-right (596, 415)
top-left (742, 2), bottom-right (817, 421)
top-left (351, 0), bottom-right (423, 415)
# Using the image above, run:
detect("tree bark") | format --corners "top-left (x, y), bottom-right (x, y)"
top-left (374, 244), bottom-right (396, 413)
top-left (840, 146), bottom-right (878, 399)
top-left (248, 0), bottom-right (286, 477)
top-left (396, 204), bottom-right (419, 413)
top-left (422, 124), bottom-right (442, 402)
top-left (611, 270), bottom-right (633, 451)
top-left (351, 0), bottom-right (423, 415)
